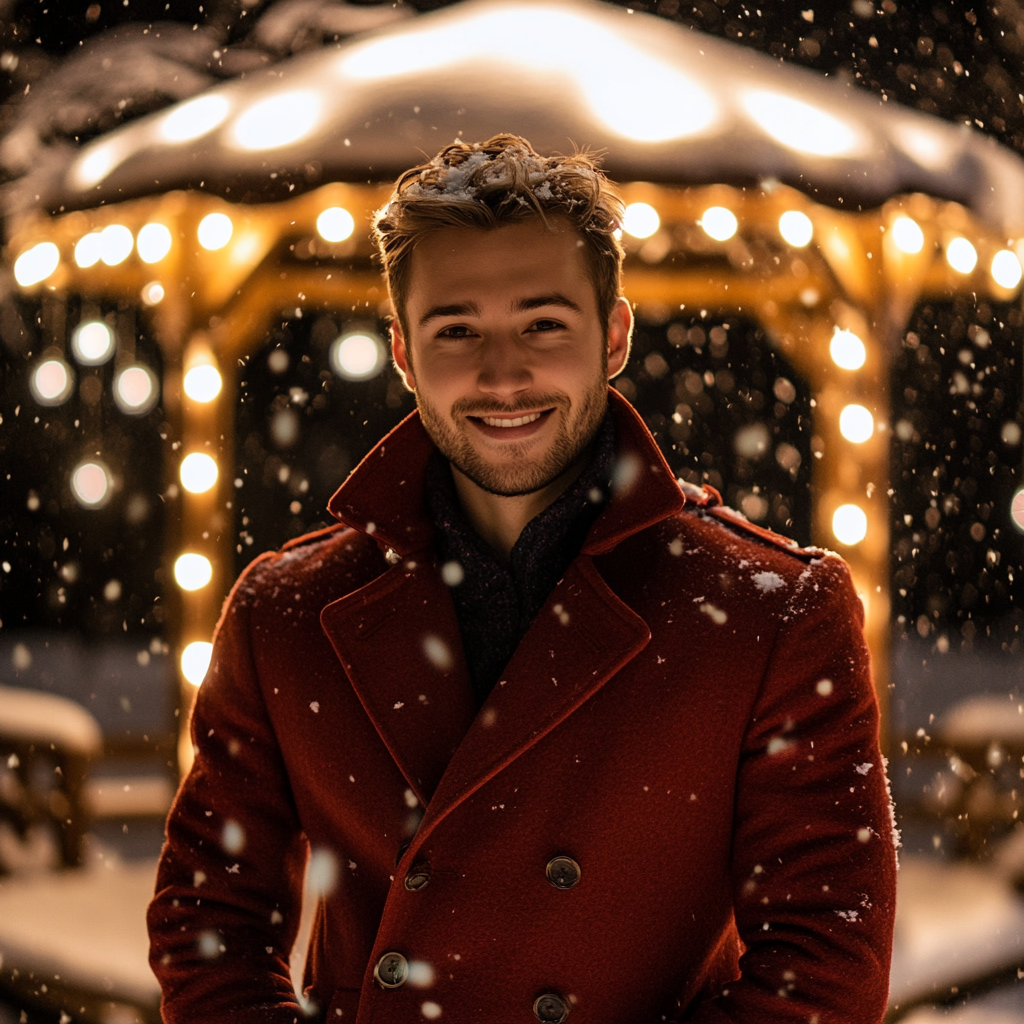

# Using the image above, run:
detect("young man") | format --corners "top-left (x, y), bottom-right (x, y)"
top-left (148, 135), bottom-right (897, 1023)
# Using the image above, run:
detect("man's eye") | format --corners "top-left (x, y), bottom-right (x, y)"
top-left (529, 319), bottom-right (564, 332)
top-left (437, 325), bottom-right (474, 338)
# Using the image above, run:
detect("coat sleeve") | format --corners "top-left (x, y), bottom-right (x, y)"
top-left (687, 554), bottom-right (897, 1024)
top-left (147, 555), bottom-right (309, 1023)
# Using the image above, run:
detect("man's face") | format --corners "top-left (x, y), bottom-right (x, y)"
top-left (391, 217), bottom-right (631, 497)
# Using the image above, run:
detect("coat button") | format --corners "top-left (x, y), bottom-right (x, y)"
top-left (373, 952), bottom-right (409, 989)
top-left (545, 855), bottom-right (581, 890)
top-left (533, 993), bottom-right (570, 1022)
top-left (404, 865), bottom-right (431, 891)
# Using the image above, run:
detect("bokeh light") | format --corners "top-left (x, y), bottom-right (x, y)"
top-left (99, 224), bottom-right (134, 266)
top-left (197, 212), bottom-right (233, 251)
top-left (74, 232), bottom-right (103, 269)
top-left (71, 320), bottom-right (115, 366)
top-left (180, 452), bottom-right (218, 494)
top-left (161, 94), bottom-right (231, 143)
top-left (174, 553), bottom-right (213, 591)
top-left (891, 216), bottom-right (924, 254)
top-left (70, 460), bottom-right (113, 509)
top-left (136, 222), bottom-right (173, 263)
top-left (778, 210), bottom-right (813, 247)
top-left (992, 249), bottom-right (1023, 290)
top-left (945, 237), bottom-right (977, 274)
top-left (230, 90), bottom-right (321, 151)
top-left (141, 281), bottom-right (165, 306)
top-left (316, 207), bottom-right (355, 243)
top-left (839, 404), bottom-right (874, 443)
top-left (14, 242), bottom-right (60, 286)
top-left (330, 332), bottom-right (386, 381)
top-left (114, 364), bottom-right (158, 415)
top-left (181, 641), bottom-right (214, 686)
top-left (832, 504), bottom-right (868, 546)
top-left (183, 364), bottom-right (222, 402)
top-left (1012, 487), bottom-right (1024, 534)
top-left (622, 203), bottom-right (660, 239)
top-left (700, 206), bottom-right (737, 242)
top-left (829, 327), bottom-right (867, 370)
top-left (30, 358), bottom-right (74, 406)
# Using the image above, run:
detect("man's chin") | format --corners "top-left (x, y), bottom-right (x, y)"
top-left (450, 457), bottom-right (566, 498)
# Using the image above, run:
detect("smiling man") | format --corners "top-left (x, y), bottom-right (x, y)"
top-left (148, 135), bottom-right (897, 1024)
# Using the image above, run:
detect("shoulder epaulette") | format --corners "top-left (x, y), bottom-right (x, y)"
top-left (279, 521), bottom-right (351, 553)
top-left (678, 478), bottom-right (825, 561)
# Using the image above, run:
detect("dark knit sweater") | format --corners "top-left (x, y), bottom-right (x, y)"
top-left (425, 414), bottom-right (617, 706)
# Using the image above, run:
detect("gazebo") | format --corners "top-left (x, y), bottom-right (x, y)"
top-left (7, 0), bottom-right (1024, 764)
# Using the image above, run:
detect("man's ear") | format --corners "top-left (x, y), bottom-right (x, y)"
top-left (606, 296), bottom-right (633, 379)
top-left (390, 321), bottom-right (417, 392)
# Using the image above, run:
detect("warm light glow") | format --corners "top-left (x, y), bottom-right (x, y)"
top-left (839, 404), bottom-right (874, 443)
top-left (337, 7), bottom-right (718, 144)
top-left (72, 143), bottom-right (117, 188)
top-left (779, 210), bottom-right (813, 247)
top-left (700, 206), bottom-right (737, 242)
top-left (183, 364), bottom-right (222, 403)
top-left (1012, 487), bottom-right (1024, 534)
top-left (136, 222), bottom-right (173, 263)
top-left (832, 504), bottom-right (868, 546)
top-left (30, 358), bottom-right (74, 406)
top-left (891, 216), bottom-right (924, 254)
top-left (71, 460), bottom-right (113, 509)
top-left (114, 364), bottom-right (158, 415)
top-left (622, 203), bottom-right (660, 239)
top-left (230, 90), bottom-right (321, 151)
top-left (197, 212), bottom-right (233, 251)
top-left (14, 242), bottom-right (59, 287)
top-left (180, 452), bottom-right (218, 494)
top-left (945, 236), bottom-right (977, 274)
top-left (829, 328), bottom-right (867, 370)
top-left (74, 232), bottom-right (103, 269)
top-left (317, 207), bottom-right (355, 243)
top-left (181, 641), bottom-right (213, 687)
top-left (160, 94), bottom-right (231, 143)
top-left (71, 320), bottom-right (114, 366)
top-left (330, 333), bottom-right (385, 381)
top-left (141, 281), bottom-right (165, 306)
top-left (992, 249), bottom-right (1023, 290)
top-left (174, 553), bottom-right (213, 591)
top-left (100, 224), bottom-right (134, 266)
top-left (742, 90), bottom-right (863, 157)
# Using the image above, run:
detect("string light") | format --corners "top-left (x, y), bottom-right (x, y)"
top-left (316, 207), bottom-right (355, 243)
top-left (839, 404), bottom-right (874, 443)
top-left (114, 364), bottom-right (158, 415)
top-left (137, 222), bottom-right (173, 263)
top-left (700, 206), bottom-right (737, 242)
top-left (991, 249), bottom-right (1023, 290)
top-left (778, 210), bottom-right (813, 247)
top-left (180, 452), bottom-right (218, 494)
top-left (74, 232), bottom-right (103, 269)
top-left (183, 364), bottom-right (222, 402)
top-left (14, 242), bottom-right (59, 286)
top-left (832, 504), bottom-right (868, 546)
top-left (829, 328), bottom-right (867, 370)
top-left (330, 332), bottom-right (385, 381)
top-left (622, 203), bottom-right (660, 239)
top-left (71, 320), bottom-right (115, 366)
top-left (174, 553), bottom-right (213, 591)
top-left (891, 216), bottom-right (924, 254)
top-left (99, 224), bottom-right (134, 266)
top-left (181, 641), bottom-right (214, 686)
top-left (30, 358), bottom-right (74, 406)
top-left (70, 460), bottom-right (113, 509)
top-left (197, 212), bottom-right (233, 251)
top-left (945, 236), bottom-right (977, 274)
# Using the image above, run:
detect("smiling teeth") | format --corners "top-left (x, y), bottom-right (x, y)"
top-left (482, 412), bottom-right (543, 428)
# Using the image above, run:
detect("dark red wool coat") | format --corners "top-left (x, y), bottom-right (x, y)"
top-left (148, 390), bottom-right (897, 1024)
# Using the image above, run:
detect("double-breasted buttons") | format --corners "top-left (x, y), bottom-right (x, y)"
top-left (374, 952), bottom-right (409, 989)
top-left (404, 864), bottom-right (431, 891)
top-left (533, 993), bottom-right (570, 1022)
top-left (545, 855), bottom-right (581, 890)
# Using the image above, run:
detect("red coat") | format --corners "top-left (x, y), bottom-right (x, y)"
top-left (148, 389), bottom-right (896, 1023)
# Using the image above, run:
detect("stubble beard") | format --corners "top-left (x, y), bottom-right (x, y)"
top-left (416, 376), bottom-right (609, 497)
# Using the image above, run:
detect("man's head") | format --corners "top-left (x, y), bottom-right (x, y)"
top-left (372, 134), bottom-right (632, 498)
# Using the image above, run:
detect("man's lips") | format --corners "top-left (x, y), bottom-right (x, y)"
top-left (466, 408), bottom-right (555, 440)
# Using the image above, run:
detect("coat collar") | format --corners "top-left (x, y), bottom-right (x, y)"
top-left (326, 387), bottom-right (685, 557)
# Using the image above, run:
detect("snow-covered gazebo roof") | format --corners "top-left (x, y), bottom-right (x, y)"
top-left (52, 0), bottom-right (1024, 233)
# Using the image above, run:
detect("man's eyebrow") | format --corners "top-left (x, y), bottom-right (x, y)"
top-left (417, 302), bottom-right (482, 328)
top-left (512, 294), bottom-right (584, 315)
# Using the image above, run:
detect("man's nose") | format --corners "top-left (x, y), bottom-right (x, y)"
top-left (476, 333), bottom-right (532, 398)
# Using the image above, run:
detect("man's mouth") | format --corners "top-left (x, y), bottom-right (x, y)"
top-left (480, 411), bottom-right (544, 428)
top-left (467, 408), bottom-right (555, 438)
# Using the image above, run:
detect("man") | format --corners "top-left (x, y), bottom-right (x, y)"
top-left (148, 134), bottom-right (897, 1023)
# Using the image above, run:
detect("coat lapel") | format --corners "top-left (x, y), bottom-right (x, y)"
top-left (409, 555), bottom-right (650, 849)
top-left (320, 560), bottom-right (477, 806)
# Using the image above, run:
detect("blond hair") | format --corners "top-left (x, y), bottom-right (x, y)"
top-left (371, 134), bottom-right (625, 336)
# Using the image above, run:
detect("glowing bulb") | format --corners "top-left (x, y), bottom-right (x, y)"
top-left (945, 236), bottom-right (977, 274)
top-left (71, 460), bottom-right (113, 509)
top-left (829, 328), bottom-right (866, 370)
top-left (230, 90), bottom-right (321, 151)
top-left (30, 358), bottom-right (74, 406)
top-left (778, 210), bottom-right (813, 247)
top-left (74, 232), bottom-right (103, 269)
top-left (992, 249), bottom-right (1023, 290)
top-left (622, 203), bottom-right (660, 239)
top-left (183, 364), bottom-right (222, 403)
top-left (14, 242), bottom-right (60, 286)
top-left (329, 332), bottom-right (385, 381)
top-left (174, 553), bottom-right (213, 591)
top-left (839, 404), bottom-right (874, 443)
top-left (98, 224), bottom-right (134, 266)
top-left (197, 212), bottom-right (233, 251)
top-left (316, 207), bottom-right (355, 243)
top-left (114, 364), bottom-right (158, 415)
top-left (141, 281), bottom-right (165, 306)
top-left (71, 320), bottom-right (114, 366)
top-left (742, 90), bottom-right (863, 157)
top-left (136, 222), bottom-right (173, 263)
top-left (700, 206), bottom-right (737, 242)
top-left (832, 504), bottom-right (868, 546)
top-left (891, 216), bottom-right (924, 254)
top-left (161, 94), bottom-right (230, 143)
top-left (181, 641), bottom-right (213, 687)
top-left (180, 452), bottom-right (218, 494)
top-left (1012, 486), bottom-right (1024, 534)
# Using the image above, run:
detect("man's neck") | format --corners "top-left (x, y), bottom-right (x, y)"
top-left (450, 452), bottom-right (592, 564)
